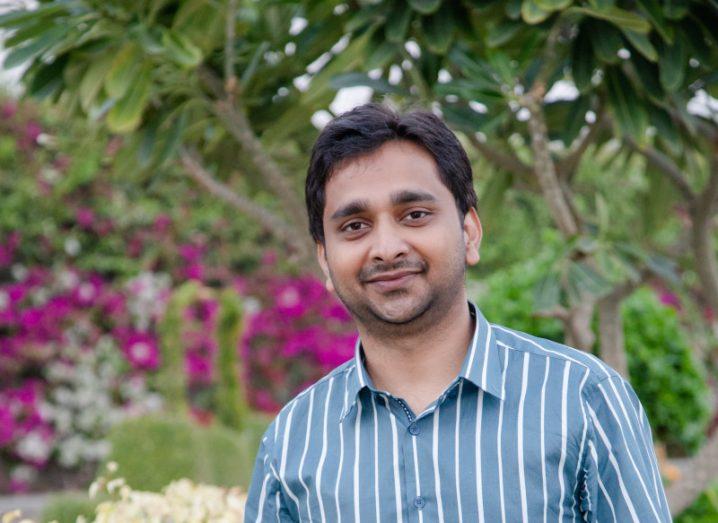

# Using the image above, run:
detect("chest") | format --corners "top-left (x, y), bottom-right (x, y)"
top-left (277, 388), bottom-right (585, 522)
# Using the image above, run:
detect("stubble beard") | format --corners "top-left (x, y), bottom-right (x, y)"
top-left (327, 250), bottom-right (467, 339)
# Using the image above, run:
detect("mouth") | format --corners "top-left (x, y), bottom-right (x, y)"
top-left (365, 270), bottom-right (422, 292)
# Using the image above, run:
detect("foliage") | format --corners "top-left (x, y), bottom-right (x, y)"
top-left (41, 492), bottom-right (99, 523)
top-left (676, 483), bottom-right (718, 523)
top-left (101, 415), bottom-right (267, 492)
top-left (470, 228), bottom-right (565, 342)
top-left (622, 288), bottom-right (712, 455)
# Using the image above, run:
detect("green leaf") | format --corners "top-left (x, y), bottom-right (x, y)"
top-left (631, 55), bottom-right (663, 100)
top-left (106, 65), bottom-right (153, 133)
top-left (4, 18), bottom-right (55, 48)
top-left (330, 72), bottom-right (402, 94)
top-left (2, 25), bottom-right (67, 69)
top-left (605, 68), bottom-right (647, 138)
top-left (28, 56), bottom-right (68, 99)
top-left (658, 38), bottom-right (686, 92)
top-left (157, 109), bottom-right (188, 165)
top-left (635, 0), bottom-right (673, 43)
top-left (0, 3), bottom-right (77, 29)
top-left (535, 0), bottom-right (572, 11)
top-left (366, 41), bottom-right (400, 70)
top-left (650, 107), bottom-right (681, 155)
top-left (487, 20), bottom-right (522, 48)
top-left (421, 7), bottom-right (455, 54)
top-left (571, 27), bottom-right (594, 92)
top-left (521, 0), bottom-right (551, 24)
top-left (590, 21), bottom-right (623, 64)
top-left (441, 104), bottom-right (507, 134)
top-left (161, 29), bottom-right (202, 69)
top-left (570, 6), bottom-right (651, 33)
top-left (505, 0), bottom-right (522, 19)
top-left (534, 272), bottom-right (561, 311)
top-left (385, 1), bottom-right (413, 43)
top-left (105, 42), bottom-right (143, 99)
top-left (567, 261), bottom-right (610, 303)
top-left (345, 4), bottom-right (388, 33)
top-left (408, 0), bottom-right (442, 15)
top-left (664, 0), bottom-right (689, 20)
top-left (621, 29), bottom-right (657, 62)
top-left (79, 53), bottom-right (115, 112)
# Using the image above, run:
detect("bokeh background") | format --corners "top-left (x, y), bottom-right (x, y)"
top-left (0, 0), bottom-right (717, 520)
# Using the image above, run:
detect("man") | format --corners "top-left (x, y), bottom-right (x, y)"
top-left (244, 104), bottom-right (671, 522)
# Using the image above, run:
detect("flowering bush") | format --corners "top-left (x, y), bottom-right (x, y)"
top-left (0, 96), bottom-right (360, 492)
top-left (0, 264), bottom-right (166, 491)
top-left (241, 272), bottom-right (357, 412)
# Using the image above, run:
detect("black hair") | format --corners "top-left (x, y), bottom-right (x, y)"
top-left (305, 103), bottom-right (477, 244)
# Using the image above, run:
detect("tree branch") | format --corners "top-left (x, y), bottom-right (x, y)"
top-left (179, 148), bottom-right (313, 266)
top-left (597, 270), bottom-right (648, 378)
top-left (558, 109), bottom-right (606, 183)
top-left (224, 0), bottom-right (238, 98)
top-left (467, 134), bottom-right (534, 180)
top-left (625, 136), bottom-right (695, 202)
top-left (690, 152), bottom-right (718, 317)
top-left (213, 100), bottom-right (309, 229)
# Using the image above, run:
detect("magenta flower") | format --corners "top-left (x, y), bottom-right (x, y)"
top-left (152, 214), bottom-right (172, 234)
top-left (0, 405), bottom-right (15, 446)
top-left (117, 330), bottom-right (160, 371)
top-left (1, 100), bottom-right (17, 120)
top-left (75, 208), bottom-right (96, 229)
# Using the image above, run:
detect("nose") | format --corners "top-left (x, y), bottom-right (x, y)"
top-left (368, 217), bottom-right (409, 263)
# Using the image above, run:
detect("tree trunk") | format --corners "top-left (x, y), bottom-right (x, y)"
top-left (597, 280), bottom-right (641, 379)
top-left (564, 298), bottom-right (596, 351)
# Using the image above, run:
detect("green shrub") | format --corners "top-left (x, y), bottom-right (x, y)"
top-left (676, 483), bottom-right (718, 523)
top-left (41, 491), bottom-right (97, 523)
top-left (471, 256), bottom-right (565, 343)
top-left (102, 414), bottom-right (269, 492)
top-left (622, 288), bottom-right (711, 455)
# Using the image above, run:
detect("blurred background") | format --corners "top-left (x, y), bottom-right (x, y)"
top-left (0, 0), bottom-right (717, 520)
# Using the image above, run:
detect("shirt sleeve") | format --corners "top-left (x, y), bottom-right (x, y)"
top-left (244, 422), bottom-right (293, 523)
top-left (580, 375), bottom-right (672, 522)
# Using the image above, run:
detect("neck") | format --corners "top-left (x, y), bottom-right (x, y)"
top-left (356, 295), bottom-right (474, 415)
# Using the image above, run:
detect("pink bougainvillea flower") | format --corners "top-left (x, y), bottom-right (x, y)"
top-left (24, 121), bottom-right (43, 144)
top-left (0, 405), bottom-right (15, 446)
top-left (116, 330), bottom-right (160, 371)
top-left (75, 207), bottom-right (96, 230)
top-left (185, 351), bottom-right (213, 383)
top-left (1, 100), bottom-right (17, 120)
top-left (658, 291), bottom-right (682, 311)
top-left (178, 243), bottom-right (204, 263)
top-left (183, 262), bottom-right (205, 281)
top-left (152, 214), bottom-right (172, 234)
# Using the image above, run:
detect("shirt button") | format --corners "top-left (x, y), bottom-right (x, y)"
top-left (408, 422), bottom-right (420, 436)
top-left (414, 496), bottom-right (425, 509)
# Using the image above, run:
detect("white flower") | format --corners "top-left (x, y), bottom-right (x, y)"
top-left (16, 432), bottom-right (52, 463)
top-left (64, 237), bottom-right (81, 256)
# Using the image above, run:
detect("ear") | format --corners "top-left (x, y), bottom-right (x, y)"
top-left (316, 242), bottom-right (335, 293)
top-left (463, 208), bottom-right (482, 266)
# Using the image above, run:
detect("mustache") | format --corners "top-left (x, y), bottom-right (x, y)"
top-left (359, 259), bottom-right (427, 282)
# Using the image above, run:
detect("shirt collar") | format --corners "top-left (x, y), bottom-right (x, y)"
top-left (338, 301), bottom-right (505, 423)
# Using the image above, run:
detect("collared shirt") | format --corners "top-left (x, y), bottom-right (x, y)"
top-left (244, 302), bottom-right (671, 522)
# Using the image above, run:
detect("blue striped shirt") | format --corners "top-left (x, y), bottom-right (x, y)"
top-left (245, 302), bottom-right (671, 522)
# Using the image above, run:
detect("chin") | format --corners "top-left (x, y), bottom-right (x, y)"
top-left (369, 295), bottom-right (433, 324)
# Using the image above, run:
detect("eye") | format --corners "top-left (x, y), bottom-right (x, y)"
top-left (340, 221), bottom-right (367, 233)
top-left (404, 210), bottom-right (430, 221)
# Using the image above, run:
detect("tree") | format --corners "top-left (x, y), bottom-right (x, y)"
top-left (327, 0), bottom-right (717, 514)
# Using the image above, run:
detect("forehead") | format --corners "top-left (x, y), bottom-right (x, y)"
top-left (323, 140), bottom-right (451, 212)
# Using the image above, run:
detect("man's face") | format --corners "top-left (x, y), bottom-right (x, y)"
top-left (317, 140), bottom-right (482, 333)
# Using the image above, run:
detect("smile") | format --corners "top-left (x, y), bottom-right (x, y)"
top-left (365, 270), bottom-right (421, 292)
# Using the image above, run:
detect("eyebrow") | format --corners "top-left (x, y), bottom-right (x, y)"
top-left (329, 190), bottom-right (438, 221)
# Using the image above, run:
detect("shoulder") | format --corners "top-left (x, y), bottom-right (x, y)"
top-left (491, 323), bottom-right (622, 391)
top-left (261, 359), bottom-right (356, 449)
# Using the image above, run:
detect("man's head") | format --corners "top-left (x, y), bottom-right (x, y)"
top-left (305, 103), bottom-right (481, 334)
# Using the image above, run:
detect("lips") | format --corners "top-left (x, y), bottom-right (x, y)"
top-left (365, 270), bottom-right (422, 291)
